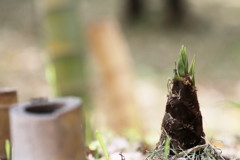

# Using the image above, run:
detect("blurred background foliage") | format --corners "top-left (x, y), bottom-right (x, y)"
top-left (1, 0), bottom-right (240, 146)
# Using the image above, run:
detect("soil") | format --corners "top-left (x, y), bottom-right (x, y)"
top-left (159, 75), bottom-right (205, 152)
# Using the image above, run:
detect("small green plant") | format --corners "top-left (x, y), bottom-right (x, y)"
top-left (5, 139), bottom-right (11, 160)
top-left (95, 130), bottom-right (112, 160)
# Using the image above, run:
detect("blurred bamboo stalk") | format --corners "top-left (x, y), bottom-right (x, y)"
top-left (0, 88), bottom-right (17, 159)
top-left (38, 0), bottom-right (87, 98)
top-left (87, 20), bottom-right (141, 135)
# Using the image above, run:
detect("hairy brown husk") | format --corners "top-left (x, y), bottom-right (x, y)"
top-left (158, 75), bottom-right (205, 153)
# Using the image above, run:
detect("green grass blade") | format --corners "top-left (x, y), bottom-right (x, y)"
top-left (96, 130), bottom-right (111, 160)
top-left (5, 139), bottom-right (11, 160)
top-left (163, 136), bottom-right (170, 160)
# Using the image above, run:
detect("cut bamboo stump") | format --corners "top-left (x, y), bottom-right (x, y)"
top-left (0, 88), bottom-right (17, 159)
top-left (10, 97), bottom-right (85, 160)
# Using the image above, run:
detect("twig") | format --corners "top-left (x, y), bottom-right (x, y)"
top-left (119, 152), bottom-right (125, 160)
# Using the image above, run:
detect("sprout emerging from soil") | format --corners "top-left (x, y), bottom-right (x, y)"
top-left (160, 46), bottom-right (205, 151)
top-left (145, 46), bottom-right (228, 160)
top-left (154, 46), bottom-right (208, 159)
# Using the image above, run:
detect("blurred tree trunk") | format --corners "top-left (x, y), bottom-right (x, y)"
top-left (88, 20), bottom-right (142, 135)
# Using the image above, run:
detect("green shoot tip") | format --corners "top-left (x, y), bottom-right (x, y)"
top-left (174, 46), bottom-right (196, 85)
top-left (177, 45), bottom-right (188, 77)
